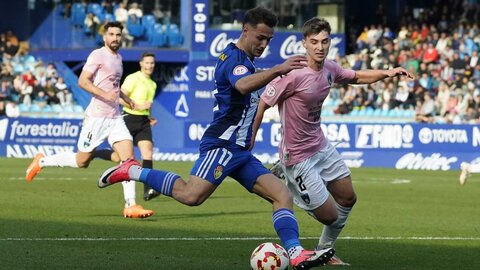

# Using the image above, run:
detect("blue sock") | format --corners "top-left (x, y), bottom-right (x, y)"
top-left (272, 208), bottom-right (301, 251)
top-left (138, 168), bottom-right (179, 197)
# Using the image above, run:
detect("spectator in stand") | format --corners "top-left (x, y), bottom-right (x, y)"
top-left (415, 92), bottom-right (435, 123)
top-left (33, 90), bottom-right (48, 109)
top-left (45, 80), bottom-right (60, 105)
top-left (422, 43), bottom-right (439, 64)
top-left (54, 77), bottom-right (72, 106)
top-left (0, 100), bottom-right (5, 116)
top-left (0, 79), bottom-right (12, 101)
top-left (356, 26), bottom-right (369, 51)
top-left (470, 50), bottom-right (479, 67)
top-left (127, 2), bottom-right (143, 19)
top-left (114, 2), bottom-right (128, 24)
top-left (85, 13), bottom-right (100, 38)
top-left (46, 63), bottom-right (58, 82)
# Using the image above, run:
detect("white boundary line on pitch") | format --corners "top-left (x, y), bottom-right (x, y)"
top-left (1, 236), bottom-right (480, 241)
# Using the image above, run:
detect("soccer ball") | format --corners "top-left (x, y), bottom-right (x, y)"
top-left (250, 242), bottom-right (289, 270)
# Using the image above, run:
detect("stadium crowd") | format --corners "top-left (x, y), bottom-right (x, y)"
top-left (0, 30), bottom-right (75, 118)
top-left (331, 0), bottom-right (480, 124)
top-left (2, 0), bottom-right (480, 125)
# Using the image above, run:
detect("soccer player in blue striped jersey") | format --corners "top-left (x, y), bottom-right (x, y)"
top-left (97, 7), bottom-right (334, 269)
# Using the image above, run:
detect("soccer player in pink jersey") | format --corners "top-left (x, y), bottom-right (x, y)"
top-left (25, 21), bottom-right (154, 219)
top-left (252, 17), bottom-right (413, 266)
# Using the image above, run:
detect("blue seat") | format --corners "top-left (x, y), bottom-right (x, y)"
top-left (51, 104), bottom-right (63, 113)
top-left (127, 15), bottom-right (144, 38)
top-left (364, 107), bottom-right (374, 116)
top-left (87, 3), bottom-right (104, 21)
top-left (72, 3), bottom-right (86, 27)
top-left (150, 24), bottom-right (166, 47)
top-left (104, 13), bottom-right (114, 22)
top-left (73, 105), bottom-right (84, 113)
top-left (166, 23), bottom-right (183, 47)
top-left (142, 15), bottom-right (156, 40)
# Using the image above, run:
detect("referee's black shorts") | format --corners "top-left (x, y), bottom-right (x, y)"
top-left (123, 113), bottom-right (153, 145)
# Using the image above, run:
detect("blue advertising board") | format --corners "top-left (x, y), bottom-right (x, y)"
top-left (1, 117), bottom-right (477, 171)
top-left (0, 117), bottom-right (81, 158)
top-left (183, 121), bottom-right (479, 171)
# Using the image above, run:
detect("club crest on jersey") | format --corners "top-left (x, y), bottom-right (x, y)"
top-left (219, 53), bottom-right (227, 61)
top-left (214, 166), bottom-right (223, 179)
top-left (327, 73), bottom-right (333, 85)
top-left (301, 193), bottom-right (311, 204)
top-left (233, 65), bottom-right (248, 76)
top-left (265, 85), bottom-right (276, 97)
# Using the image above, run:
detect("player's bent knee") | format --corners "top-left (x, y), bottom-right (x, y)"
top-left (337, 194), bottom-right (357, 208)
top-left (182, 195), bottom-right (206, 206)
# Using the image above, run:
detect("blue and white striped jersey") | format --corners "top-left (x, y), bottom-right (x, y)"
top-left (201, 43), bottom-right (260, 150)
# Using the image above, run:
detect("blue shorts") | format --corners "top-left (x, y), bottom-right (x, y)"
top-left (190, 143), bottom-right (270, 192)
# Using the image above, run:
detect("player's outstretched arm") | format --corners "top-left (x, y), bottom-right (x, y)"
top-left (235, 55), bottom-right (307, 95)
top-left (351, 67), bottom-right (414, 84)
top-left (250, 99), bottom-right (271, 150)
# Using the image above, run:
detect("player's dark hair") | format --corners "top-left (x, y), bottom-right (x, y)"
top-left (302, 17), bottom-right (331, 38)
top-left (104, 21), bottom-right (124, 32)
top-left (140, 52), bottom-right (155, 61)
top-left (243, 6), bottom-right (278, 28)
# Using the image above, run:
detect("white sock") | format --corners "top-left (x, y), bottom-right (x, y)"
top-left (468, 163), bottom-right (480, 173)
top-left (122, 180), bottom-right (136, 207)
top-left (317, 202), bottom-right (352, 250)
top-left (288, 246), bottom-right (304, 259)
top-left (40, 152), bottom-right (79, 168)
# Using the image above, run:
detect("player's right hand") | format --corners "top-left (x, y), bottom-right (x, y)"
top-left (276, 55), bottom-right (307, 75)
top-left (103, 90), bottom-right (117, 102)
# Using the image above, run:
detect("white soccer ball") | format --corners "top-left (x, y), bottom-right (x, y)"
top-left (250, 242), bottom-right (289, 270)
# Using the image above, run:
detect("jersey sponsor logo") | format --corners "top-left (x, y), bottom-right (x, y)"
top-left (395, 152), bottom-right (457, 171)
top-left (265, 85), bottom-right (276, 97)
top-left (233, 65), bottom-right (248, 76)
top-left (418, 127), bottom-right (468, 144)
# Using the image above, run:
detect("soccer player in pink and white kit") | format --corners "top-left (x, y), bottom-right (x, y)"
top-left (252, 17), bottom-right (414, 265)
top-left (25, 21), bottom-right (154, 219)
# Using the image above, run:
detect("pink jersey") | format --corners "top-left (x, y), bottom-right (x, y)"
top-left (261, 60), bottom-right (355, 166)
top-left (82, 46), bottom-right (123, 118)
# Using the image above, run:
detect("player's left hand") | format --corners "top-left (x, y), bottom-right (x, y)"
top-left (387, 67), bottom-right (414, 80)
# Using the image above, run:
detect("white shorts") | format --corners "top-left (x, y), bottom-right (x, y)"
top-left (283, 142), bottom-right (351, 211)
top-left (77, 116), bottom-right (132, 152)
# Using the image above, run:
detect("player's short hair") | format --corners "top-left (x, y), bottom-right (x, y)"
top-left (243, 6), bottom-right (278, 28)
top-left (104, 21), bottom-right (124, 33)
top-left (302, 17), bottom-right (331, 38)
top-left (140, 52), bottom-right (155, 61)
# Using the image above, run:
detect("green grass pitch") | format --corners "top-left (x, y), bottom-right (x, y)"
top-left (1, 157), bottom-right (479, 269)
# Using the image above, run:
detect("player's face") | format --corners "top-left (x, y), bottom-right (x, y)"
top-left (244, 23), bottom-right (273, 58)
top-left (103, 27), bottom-right (122, 52)
top-left (302, 31), bottom-right (330, 64)
top-left (140, 56), bottom-right (155, 76)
